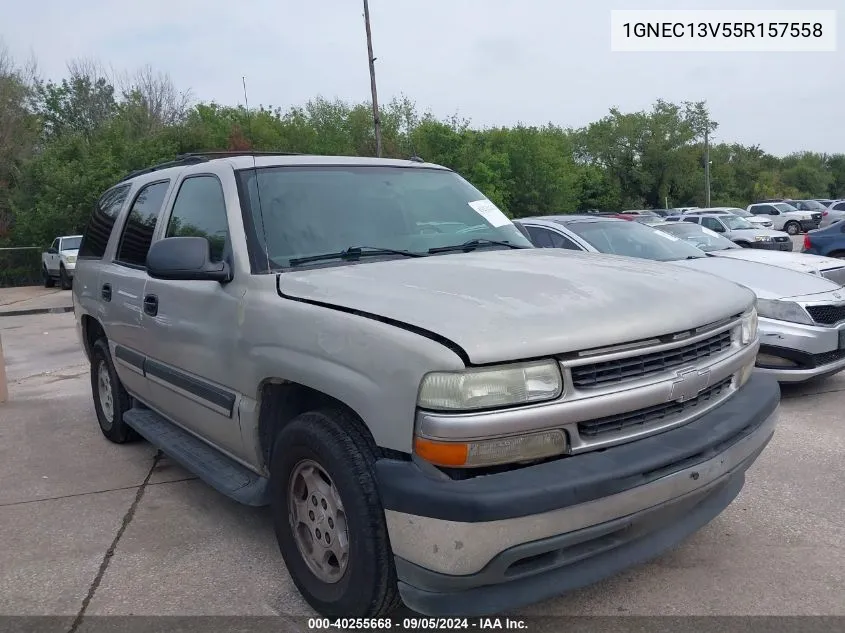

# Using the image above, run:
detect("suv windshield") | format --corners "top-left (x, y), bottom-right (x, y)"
top-left (656, 223), bottom-right (739, 252)
top-left (61, 236), bottom-right (82, 250)
top-left (797, 200), bottom-right (826, 210)
top-left (729, 208), bottom-right (752, 217)
top-left (564, 219), bottom-right (707, 261)
top-left (774, 203), bottom-right (799, 212)
top-left (721, 216), bottom-right (755, 230)
top-left (235, 166), bottom-right (532, 269)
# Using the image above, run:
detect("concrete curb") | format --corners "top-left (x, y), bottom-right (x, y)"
top-left (0, 306), bottom-right (74, 318)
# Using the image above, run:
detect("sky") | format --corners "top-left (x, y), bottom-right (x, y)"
top-left (1, 0), bottom-right (841, 156)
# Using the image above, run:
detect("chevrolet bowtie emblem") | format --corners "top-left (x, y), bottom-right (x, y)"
top-left (670, 367), bottom-right (711, 402)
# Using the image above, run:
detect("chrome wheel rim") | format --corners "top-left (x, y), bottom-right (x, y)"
top-left (288, 459), bottom-right (349, 583)
top-left (97, 361), bottom-right (114, 424)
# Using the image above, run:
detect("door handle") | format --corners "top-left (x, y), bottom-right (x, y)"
top-left (143, 294), bottom-right (158, 316)
top-left (101, 283), bottom-right (112, 302)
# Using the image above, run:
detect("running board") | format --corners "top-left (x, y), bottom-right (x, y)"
top-left (123, 408), bottom-right (271, 506)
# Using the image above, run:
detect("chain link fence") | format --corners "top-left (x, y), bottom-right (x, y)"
top-left (0, 247), bottom-right (43, 288)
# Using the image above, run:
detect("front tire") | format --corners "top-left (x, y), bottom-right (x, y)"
top-left (43, 265), bottom-right (55, 288)
top-left (785, 221), bottom-right (800, 235)
top-left (90, 338), bottom-right (138, 444)
top-left (270, 409), bottom-right (400, 618)
top-left (59, 265), bottom-right (72, 290)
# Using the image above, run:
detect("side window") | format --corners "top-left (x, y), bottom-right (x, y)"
top-left (165, 176), bottom-right (229, 263)
top-left (115, 181), bottom-right (171, 268)
top-left (683, 216), bottom-right (699, 224)
top-left (524, 225), bottom-right (555, 248)
top-left (766, 206), bottom-right (780, 215)
top-left (701, 217), bottom-right (723, 231)
top-left (50, 238), bottom-right (59, 252)
top-left (79, 185), bottom-right (131, 259)
top-left (833, 202), bottom-right (845, 211)
top-left (548, 231), bottom-right (581, 250)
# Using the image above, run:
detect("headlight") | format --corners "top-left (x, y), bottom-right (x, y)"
top-left (417, 360), bottom-right (563, 411)
top-left (66, 255), bottom-right (77, 263)
top-left (753, 235), bottom-right (772, 242)
top-left (756, 298), bottom-right (813, 325)
top-left (740, 307), bottom-right (758, 344)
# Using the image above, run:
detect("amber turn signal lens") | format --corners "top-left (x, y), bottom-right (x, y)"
top-left (413, 437), bottom-right (469, 467)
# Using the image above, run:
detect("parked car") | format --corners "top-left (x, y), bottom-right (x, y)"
top-left (747, 202), bottom-right (821, 235)
top-left (515, 215), bottom-right (845, 383)
top-left (632, 215), bottom-right (665, 226)
top-left (819, 199), bottom-right (845, 228)
top-left (814, 199), bottom-right (836, 207)
top-left (618, 209), bottom-right (658, 216)
top-left (656, 221), bottom-right (845, 285)
top-left (803, 221), bottom-right (845, 259)
top-left (693, 206), bottom-right (774, 229)
top-left (667, 213), bottom-right (791, 250)
top-left (787, 199), bottom-right (828, 215)
top-left (42, 234), bottom-right (82, 289)
top-left (73, 152), bottom-right (779, 618)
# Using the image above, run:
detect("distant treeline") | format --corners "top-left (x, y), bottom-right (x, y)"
top-left (1, 45), bottom-right (843, 248)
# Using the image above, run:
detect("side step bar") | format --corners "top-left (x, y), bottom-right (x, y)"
top-left (123, 408), bottom-right (271, 507)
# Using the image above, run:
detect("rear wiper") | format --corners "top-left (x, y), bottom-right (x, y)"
top-left (288, 246), bottom-right (426, 267)
top-left (428, 239), bottom-right (526, 254)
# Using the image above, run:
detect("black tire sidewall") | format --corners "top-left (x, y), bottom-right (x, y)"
top-left (90, 338), bottom-right (132, 441)
top-left (270, 412), bottom-right (394, 617)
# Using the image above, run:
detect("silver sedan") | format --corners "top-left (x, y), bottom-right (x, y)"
top-left (514, 215), bottom-right (845, 383)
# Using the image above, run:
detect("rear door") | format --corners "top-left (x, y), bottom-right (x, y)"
top-left (105, 179), bottom-right (174, 398)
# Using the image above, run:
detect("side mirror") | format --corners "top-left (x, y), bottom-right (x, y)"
top-left (146, 237), bottom-right (232, 283)
top-left (47, 248), bottom-right (57, 254)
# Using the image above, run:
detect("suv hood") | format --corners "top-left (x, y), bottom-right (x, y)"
top-left (60, 249), bottom-right (78, 257)
top-left (277, 249), bottom-right (753, 364)
top-left (783, 210), bottom-right (814, 220)
top-left (710, 249), bottom-right (845, 277)
top-left (671, 255), bottom-right (841, 301)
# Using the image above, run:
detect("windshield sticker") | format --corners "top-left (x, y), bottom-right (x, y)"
top-left (468, 199), bottom-right (511, 227)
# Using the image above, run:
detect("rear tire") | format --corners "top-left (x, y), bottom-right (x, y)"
top-left (785, 221), bottom-right (800, 235)
top-left (90, 338), bottom-right (139, 444)
top-left (270, 409), bottom-right (401, 618)
top-left (59, 265), bottom-right (72, 290)
top-left (43, 266), bottom-right (55, 288)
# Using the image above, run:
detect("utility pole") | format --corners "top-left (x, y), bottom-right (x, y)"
top-left (704, 127), bottom-right (711, 207)
top-left (363, 0), bottom-right (382, 157)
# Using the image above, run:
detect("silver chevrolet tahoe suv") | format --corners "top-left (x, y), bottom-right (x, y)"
top-left (73, 152), bottom-right (780, 618)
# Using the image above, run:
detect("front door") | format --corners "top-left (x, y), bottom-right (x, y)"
top-left (141, 172), bottom-right (247, 461)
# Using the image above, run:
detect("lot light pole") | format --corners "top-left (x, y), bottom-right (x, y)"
top-left (363, 0), bottom-right (383, 157)
top-left (704, 127), bottom-right (711, 207)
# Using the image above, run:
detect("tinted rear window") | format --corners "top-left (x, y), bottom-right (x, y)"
top-left (79, 185), bottom-right (131, 259)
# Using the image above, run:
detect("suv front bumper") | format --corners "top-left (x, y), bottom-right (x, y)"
top-left (800, 219), bottom-right (820, 232)
top-left (375, 373), bottom-right (780, 616)
top-left (756, 317), bottom-right (845, 382)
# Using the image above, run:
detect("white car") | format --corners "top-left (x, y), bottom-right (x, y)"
top-left (697, 206), bottom-right (775, 229)
top-left (747, 202), bottom-right (821, 235)
top-left (42, 234), bottom-right (81, 289)
top-left (656, 222), bottom-right (845, 286)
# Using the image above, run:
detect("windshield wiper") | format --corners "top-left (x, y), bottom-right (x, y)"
top-left (428, 239), bottom-right (526, 254)
top-left (288, 246), bottom-right (426, 267)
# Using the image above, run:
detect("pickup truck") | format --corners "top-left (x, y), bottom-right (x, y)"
top-left (72, 152), bottom-right (781, 618)
top-left (42, 234), bottom-right (82, 289)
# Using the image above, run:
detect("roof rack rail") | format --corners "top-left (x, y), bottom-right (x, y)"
top-left (118, 150), bottom-right (306, 183)
top-left (119, 155), bottom-right (208, 182)
top-left (178, 150), bottom-right (304, 159)
top-left (408, 155), bottom-right (425, 163)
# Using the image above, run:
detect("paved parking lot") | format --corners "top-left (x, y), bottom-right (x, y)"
top-left (1, 256), bottom-right (843, 620)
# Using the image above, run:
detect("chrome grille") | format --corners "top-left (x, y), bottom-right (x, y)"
top-left (812, 213), bottom-right (822, 222)
top-left (570, 329), bottom-right (733, 388)
top-left (805, 304), bottom-right (845, 325)
top-left (821, 267), bottom-right (845, 286)
top-left (577, 377), bottom-right (733, 439)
